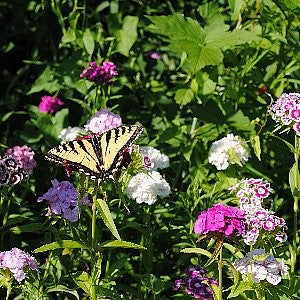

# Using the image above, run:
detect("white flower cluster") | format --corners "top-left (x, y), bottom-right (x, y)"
top-left (139, 146), bottom-right (170, 170)
top-left (59, 126), bottom-right (85, 142)
top-left (126, 171), bottom-right (171, 205)
top-left (208, 134), bottom-right (249, 170)
top-left (233, 249), bottom-right (288, 285)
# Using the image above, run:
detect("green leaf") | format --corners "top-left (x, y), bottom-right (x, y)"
top-left (289, 162), bottom-right (300, 197)
top-left (101, 240), bottom-right (146, 250)
top-left (181, 247), bottom-right (211, 257)
top-left (116, 16), bottom-right (138, 56)
top-left (228, 279), bottom-right (253, 298)
top-left (83, 28), bottom-right (95, 55)
top-left (228, 0), bottom-right (244, 20)
top-left (47, 285), bottom-right (80, 300)
top-left (250, 135), bottom-right (261, 161)
top-left (72, 271), bottom-right (91, 296)
top-left (95, 199), bottom-right (121, 240)
top-left (34, 240), bottom-right (87, 253)
top-left (175, 88), bottom-right (194, 105)
top-left (1, 111), bottom-right (27, 122)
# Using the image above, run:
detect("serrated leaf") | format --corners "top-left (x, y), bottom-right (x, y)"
top-left (175, 88), bottom-right (194, 105)
top-left (83, 28), bottom-right (95, 55)
top-left (101, 240), bottom-right (146, 250)
top-left (95, 199), bottom-right (121, 240)
top-left (116, 16), bottom-right (138, 56)
top-left (181, 247), bottom-right (211, 257)
top-left (72, 271), bottom-right (91, 296)
top-left (250, 135), bottom-right (261, 160)
top-left (34, 240), bottom-right (87, 253)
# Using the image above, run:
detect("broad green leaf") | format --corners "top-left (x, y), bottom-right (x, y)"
top-left (116, 16), bottom-right (138, 56)
top-left (34, 240), bottom-right (87, 253)
top-left (289, 162), bottom-right (300, 197)
top-left (228, 0), bottom-right (244, 20)
top-left (72, 271), bottom-right (91, 296)
top-left (181, 247), bottom-right (211, 257)
top-left (250, 135), bottom-right (261, 161)
top-left (83, 28), bottom-right (95, 55)
top-left (47, 285), bottom-right (80, 300)
top-left (101, 240), bottom-right (146, 250)
top-left (228, 279), bottom-right (253, 298)
top-left (175, 88), bottom-right (194, 106)
top-left (95, 199), bottom-right (121, 240)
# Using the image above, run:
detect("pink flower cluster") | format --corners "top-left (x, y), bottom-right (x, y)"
top-left (80, 61), bottom-right (118, 85)
top-left (194, 204), bottom-right (246, 237)
top-left (230, 178), bottom-right (287, 245)
top-left (38, 95), bottom-right (64, 114)
top-left (84, 108), bottom-right (122, 134)
top-left (0, 248), bottom-right (38, 282)
top-left (269, 92), bottom-right (300, 135)
top-left (37, 180), bottom-right (90, 222)
top-left (173, 266), bottom-right (218, 300)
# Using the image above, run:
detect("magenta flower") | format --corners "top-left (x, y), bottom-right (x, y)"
top-left (0, 248), bottom-right (38, 282)
top-left (38, 95), bottom-right (64, 114)
top-left (84, 108), bottom-right (122, 134)
top-left (37, 180), bottom-right (90, 222)
top-left (194, 204), bottom-right (246, 238)
top-left (80, 61), bottom-right (118, 85)
top-left (150, 52), bottom-right (162, 60)
top-left (5, 145), bottom-right (36, 174)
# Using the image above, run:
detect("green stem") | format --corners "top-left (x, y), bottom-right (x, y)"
top-left (6, 284), bottom-right (11, 300)
top-left (218, 247), bottom-right (223, 300)
top-left (39, 251), bottom-right (53, 297)
top-left (91, 190), bottom-right (97, 300)
top-left (255, 287), bottom-right (265, 300)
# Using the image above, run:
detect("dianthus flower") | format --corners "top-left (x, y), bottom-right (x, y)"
top-left (84, 108), bottom-right (122, 134)
top-left (38, 95), bottom-right (64, 114)
top-left (233, 249), bottom-right (288, 285)
top-left (80, 61), bottom-right (118, 85)
top-left (269, 93), bottom-right (300, 135)
top-left (37, 180), bottom-right (90, 222)
top-left (139, 146), bottom-right (169, 171)
top-left (5, 145), bottom-right (36, 174)
top-left (208, 134), bottom-right (249, 170)
top-left (126, 171), bottom-right (171, 205)
top-left (173, 266), bottom-right (218, 299)
top-left (0, 248), bottom-right (38, 282)
top-left (194, 204), bottom-right (246, 238)
top-left (58, 126), bottom-right (85, 142)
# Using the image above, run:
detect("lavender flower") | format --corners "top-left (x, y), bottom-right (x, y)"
top-left (37, 180), bottom-right (90, 222)
top-left (38, 95), bottom-right (64, 114)
top-left (84, 108), bottom-right (122, 134)
top-left (0, 248), bottom-right (38, 282)
top-left (80, 61), bottom-right (118, 85)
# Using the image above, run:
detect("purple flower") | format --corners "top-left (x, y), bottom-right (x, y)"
top-left (37, 180), bottom-right (90, 222)
top-left (38, 95), bottom-right (64, 114)
top-left (80, 61), bottom-right (118, 85)
top-left (84, 108), bottom-right (122, 134)
top-left (0, 248), bottom-right (38, 282)
top-left (5, 145), bottom-right (36, 174)
top-left (150, 52), bottom-right (162, 60)
top-left (194, 204), bottom-right (246, 238)
top-left (143, 156), bottom-right (154, 170)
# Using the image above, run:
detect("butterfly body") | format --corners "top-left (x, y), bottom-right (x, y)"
top-left (45, 125), bottom-right (143, 181)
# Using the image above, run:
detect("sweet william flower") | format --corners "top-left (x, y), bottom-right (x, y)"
top-left (38, 95), bottom-right (64, 114)
top-left (139, 146), bottom-right (169, 171)
top-left (58, 126), bottom-right (85, 142)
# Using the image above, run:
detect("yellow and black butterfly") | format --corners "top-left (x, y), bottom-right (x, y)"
top-left (45, 125), bottom-right (143, 181)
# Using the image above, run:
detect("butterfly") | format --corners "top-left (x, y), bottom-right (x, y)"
top-left (45, 125), bottom-right (144, 181)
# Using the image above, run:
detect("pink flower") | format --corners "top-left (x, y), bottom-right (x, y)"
top-left (194, 204), bottom-right (246, 237)
top-left (150, 52), bottom-right (162, 60)
top-left (38, 95), bottom-right (64, 114)
top-left (290, 109), bottom-right (300, 121)
top-left (5, 145), bottom-right (36, 174)
top-left (84, 108), bottom-right (122, 134)
top-left (293, 122), bottom-right (300, 136)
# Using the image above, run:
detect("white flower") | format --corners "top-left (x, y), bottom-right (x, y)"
top-left (208, 134), bottom-right (249, 170)
top-left (126, 171), bottom-right (171, 205)
top-left (252, 263), bottom-right (268, 282)
top-left (58, 126), bottom-right (84, 142)
top-left (139, 146), bottom-right (170, 171)
top-left (266, 273), bottom-right (281, 285)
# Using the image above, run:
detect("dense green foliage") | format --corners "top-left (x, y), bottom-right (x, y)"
top-left (0, 0), bottom-right (300, 299)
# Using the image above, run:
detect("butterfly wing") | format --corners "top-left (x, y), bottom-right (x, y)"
top-left (45, 125), bottom-right (143, 180)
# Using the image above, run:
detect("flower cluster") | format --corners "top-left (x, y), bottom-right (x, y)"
top-left (0, 248), bottom-right (38, 282)
top-left (80, 61), bottom-right (118, 85)
top-left (37, 180), bottom-right (90, 222)
top-left (0, 146), bottom-right (36, 186)
top-left (269, 93), bottom-right (300, 135)
top-left (84, 108), bottom-right (122, 135)
top-left (194, 204), bottom-right (246, 238)
top-left (229, 178), bottom-right (287, 245)
top-left (173, 266), bottom-right (218, 299)
top-left (208, 134), bottom-right (249, 170)
top-left (233, 249), bottom-right (288, 285)
top-left (58, 126), bottom-right (85, 142)
top-left (126, 171), bottom-right (170, 205)
top-left (38, 95), bottom-right (64, 114)
top-left (139, 146), bottom-right (169, 170)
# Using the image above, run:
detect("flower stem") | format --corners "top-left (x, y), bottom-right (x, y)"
top-left (91, 189), bottom-right (97, 300)
top-left (255, 287), bottom-right (265, 300)
top-left (218, 247), bottom-right (223, 300)
top-left (5, 284), bottom-right (11, 300)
